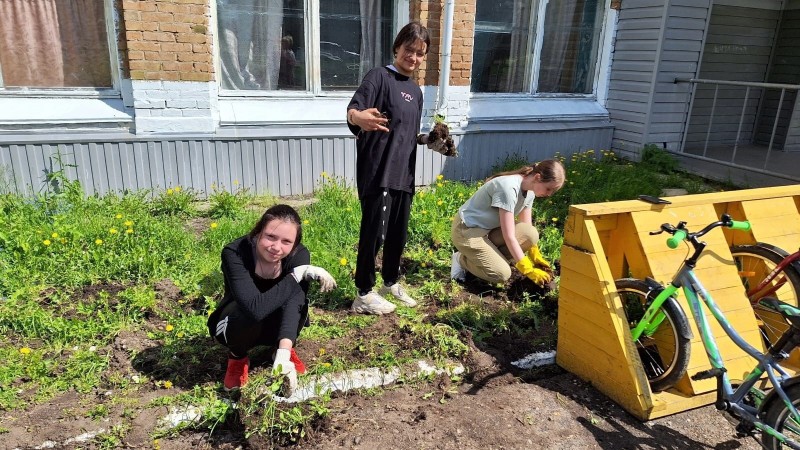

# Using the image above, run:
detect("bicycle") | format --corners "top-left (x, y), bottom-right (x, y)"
top-left (615, 213), bottom-right (800, 449)
top-left (731, 243), bottom-right (800, 347)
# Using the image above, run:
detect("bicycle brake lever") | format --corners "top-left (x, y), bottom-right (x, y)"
top-left (649, 230), bottom-right (663, 236)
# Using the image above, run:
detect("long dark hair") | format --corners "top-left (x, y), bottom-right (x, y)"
top-left (248, 204), bottom-right (303, 249)
top-left (486, 159), bottom-right (565, 184)
top-left (392, 21), bottom-right (430, 57)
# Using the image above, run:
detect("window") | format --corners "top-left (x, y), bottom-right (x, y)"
top-left (471, 0), bottom-right (605, 95)
top-left (217, 0), bottom-right (395, 93)
top-left (0, 0), bottom-right (113, 90)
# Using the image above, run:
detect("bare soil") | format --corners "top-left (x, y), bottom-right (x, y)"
top-left (1, 273), bottom-right (765, 450)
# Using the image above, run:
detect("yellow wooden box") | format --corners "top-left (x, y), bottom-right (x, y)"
top-left (556, 185), bottom-right (800, 420)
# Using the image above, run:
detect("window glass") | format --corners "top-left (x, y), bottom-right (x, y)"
top-left (0, 0), bottom-right (112, 89)
top-left (538, 0), bottom-right (604, 94)
top-left (319, 0), bottom-right (394, 91)
top-left (217, 0), bottom-right (306, 91)
top-left (471, 0), bottom-right (533, 93)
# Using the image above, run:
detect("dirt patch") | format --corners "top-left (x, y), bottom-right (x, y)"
top-left (0, 270), bottom-right (765, 449)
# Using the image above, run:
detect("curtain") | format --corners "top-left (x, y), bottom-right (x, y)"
top-left (359, 0), bottom-right (383, 80)
top-left (217, 0), bottom-right (284, 90)
top-left (0, 0), bottom-right (111, 88)
top-left (538, 0), bottom-right (600, 93)
top-left (506, 0), bottom-right (532, 92)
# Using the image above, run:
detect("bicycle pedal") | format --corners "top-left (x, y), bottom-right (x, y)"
top-left (735, 422), bottom-right (756, 438)
top-left (691, 367), bottom-right (727, 381)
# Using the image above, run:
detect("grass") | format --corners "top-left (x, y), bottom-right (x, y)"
top-left (0, 148), bottom-right (735, 444)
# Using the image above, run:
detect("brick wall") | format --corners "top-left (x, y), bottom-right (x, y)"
top-left (120, 0), bottom-right (213, 82)
top-left (411, 0), bottom-right (476, 88)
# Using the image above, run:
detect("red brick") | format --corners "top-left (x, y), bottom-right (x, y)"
top-left (176, 33), bottom-right (207, 44)
top-left (158, 3), bottom-right (191, 13)
top-left (161, 42), bottom-right (192, 52)
top-left (188, 5), bottom-right (208, 15)
top-left (194, 62), bottom-right (212, 72)
top-left (144, 71), bottom-right (162, 80)
top-left (144, 50), bottom-right (160, 60)
top-left (192, 43), bottom-right (211, 54)
top-left (130, 70), bottom-right (147, 79)
top-left (128, 41), bottom-right (161, 51)
top-left (123, 10), bottom-right (141, 21)
top-left (161, 71), bottom-right (181, 81)
top-left (177, 52), bottom-right (211, 63)
top-left (126, 30), bottom-right (144, 41)
top-left (128, 50), bottom-right (145, 60)
top-left (174, 13), bottom-right (206, 24)
top-left (181, 72), bottom-right (212, 82)
top-left (142, 11), bottom-right (173, 23)
top-left (130, 60), bottom-right (161, 71)
top-left (161, 23), bottom-right (192, 33)
top-left (143, 31), bottom-right (176, 42)
top-left (158, 51), bottom-right (178, 61)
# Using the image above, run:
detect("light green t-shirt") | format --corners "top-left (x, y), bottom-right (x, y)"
top-left (458, 174), bottom-right (535, 230)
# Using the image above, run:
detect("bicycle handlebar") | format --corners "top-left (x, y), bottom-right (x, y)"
top-left (654, 214), bottom-right (751, 249)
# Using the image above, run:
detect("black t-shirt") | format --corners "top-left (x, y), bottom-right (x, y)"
top-left (347, 66), bottom-right (423, 199)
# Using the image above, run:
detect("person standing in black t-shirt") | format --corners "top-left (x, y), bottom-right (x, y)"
top-left (345, 22), bottom-right (430, 315)
top-left (207, 204), bottom-right (337, 392)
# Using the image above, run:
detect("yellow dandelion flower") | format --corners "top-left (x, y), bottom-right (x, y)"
top-left (318, 348), bottom-right (326, 356)
top-left (109, 228), bottom-right (118, 234)
top-left (115, 213), bottom-right (123, 219)
top-left (437, 200), bottom-right (443, 206)
top-left (322, 362), bottom-right (331, 368)
top-left (419, 191), bottom-right (425, 197)
top-left (427, 249), bottom-right (433, 255)
top-left (165, 324), bottom-right (174, 332)
top-left (339, 257), bottom-right (348, 266)
top-left (552, 217), bottom-right (559, 222)
top-left (422, 210), bottom-right (427, 215)
top-left (19, 347), bottom-right (31, 355)
top-left (346, 207), bottom-right (352, 211)
top-left (177, 332), bottom-right (185, 338)
top-left (125, 229), bottom-right (133, 234)
top-left (421, 262), bottom-right (427, 268)
top-left (60, 238), bottom-right (67, 244)
top-left (166, 189), bottom-right (174, 195)
top-left (51, 232), bottom-right (59, 238)
top-left (124, 220), bottom-right (133, 227)
top-left (437, 183), bottom-right (443, 188)
top-left (458, 193), bottom-right (464, 198)
top-left (43, 239), bottom-right (51, 246)
top-left (174, 186), bottom-right (182, 193)
top-left (321, 171), bottom-right (329, 179)
top-left (210, 222), bottom-right (218, 229)
top-left (303, 220), bottom-right (310, 225)
top-left (163, 381), bottom-right (173, 389)
top-left (437, 174), bottom-right (444, 180)
top-left (233, 180), bottom-right (240, 186)
top-left (95, 239), bottom-right (103, 245)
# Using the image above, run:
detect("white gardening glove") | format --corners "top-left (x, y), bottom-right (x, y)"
top-left (272, 348), bottom-right (298, 397)
top-left (291, 265), bottom-right (338, 292)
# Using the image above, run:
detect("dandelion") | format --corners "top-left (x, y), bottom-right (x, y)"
top-left (437, 174), bottom-right (444, 181)
top-left (321, 171), bottom-right (329, 179)
top-left (115, 213), bottom-right (123, 219)
top-left (346, 207), bottom-right (352, 212)
top-left (422, 210), bottom-right (427, 215)
top-left (124, 220), bottom-right (133, 227)
top-left (421, 262), bottom-right (427, 268)
top-left (233, 180), bottom-right (240, 186)
top-left (552, 217), bottom-right (559, 223)
top-left (303, 220), bottom-right (310, 225)
top-left (51, 232), bottom-right (59, 238)
top-left (437, 183), bottom-right (443, 188)
top-left (437, 200), bottom-right (443, 206)
top-left (95, 239), bottom-right (103, 245)
top-left (318, 348), bottom-right (326, 356)
top-left (427, 249), bottom-right (433, 255)
top-left (163, 381), bottom-right (173, 389)
top-left (210, 222), bottom-right (218, 229)
top-left (322, 362), bottom-right (331, 368)
top-left (174, 186), bottom-right (182, 193)
top-left (43, 239), bottom-right (51, 246)
top-left (125, 229), bottom-right (133, 234)
top-left (419, 191), bottom-right (425, 198)
top-left (109, 228), bottom-right (118, 234)
top-left (19, 347), bottom-right (31, 355)
top-left (166, 189), bottom-right (173, 195)
top-left (177, 332), bottom-right (185, 338)
top-left (60, 238), bottom-right (67, 244)
top-left (458, 193), bottom-right (464, 198)
top-left (165, 324), bottom-right (174, 332)
top-left (339, 257), bottom-right (348, 266)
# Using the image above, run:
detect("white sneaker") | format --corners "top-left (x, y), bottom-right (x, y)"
top-left (379, 283), bottom-right (417, 307)
top-left (352, 291), bottom-right (397, 315)
top-left (451, 251), bottom-right (466, 281)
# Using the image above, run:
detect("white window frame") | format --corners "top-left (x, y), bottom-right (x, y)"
top-left (470, 0), bottom-right (611, 100)
top-left (0, 0), bottom-right (122, 99)
top-left (215, 0), bottom-right (409, 127)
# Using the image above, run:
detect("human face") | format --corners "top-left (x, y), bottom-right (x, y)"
top-left (393, 38), bottom-right (427, 76)
top-left (256, 219), bottom-right (298, 264)
top-left (525, 173), bottom-right (563, 198)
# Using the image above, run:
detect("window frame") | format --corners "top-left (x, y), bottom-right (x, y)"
top-left (0, 0), bottom-right (122, 98)
top-left (214, 0), bottom-right (406, 98)
top-left (470, 0), bottom-right (611, 99)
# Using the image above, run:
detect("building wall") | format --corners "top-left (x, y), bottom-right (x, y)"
top-left (763, 1), bottom-right (800, 151)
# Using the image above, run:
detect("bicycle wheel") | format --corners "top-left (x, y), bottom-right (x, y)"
top-left (615, 278), bottom-right (692, 392)
top-left (731, 245), bottom-right (800, 347)
top-left (761, 383), bottom-right (800, 449)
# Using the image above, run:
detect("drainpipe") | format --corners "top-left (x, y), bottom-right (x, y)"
top-left (436, 0), bottom-right (455, 118)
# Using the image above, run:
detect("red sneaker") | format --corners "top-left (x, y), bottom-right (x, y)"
top-left (289, 348), bottom-right (306, 374)
top-left (223, 356), bottom-right (249, 391)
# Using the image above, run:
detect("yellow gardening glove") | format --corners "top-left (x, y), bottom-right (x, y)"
top-left (527, 245), bottom-right (551, 269)
top-left (515, 256), bottom-right (552, 286)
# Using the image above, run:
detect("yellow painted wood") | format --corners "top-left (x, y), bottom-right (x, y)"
top-left (558, 186), bottom-right (800, 420)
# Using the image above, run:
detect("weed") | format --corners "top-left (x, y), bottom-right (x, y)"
top-left (208, 184), bottom-right (252, 219)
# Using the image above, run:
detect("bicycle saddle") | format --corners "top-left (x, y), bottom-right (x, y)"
top-left (758, 297), bottom-right (800, 330)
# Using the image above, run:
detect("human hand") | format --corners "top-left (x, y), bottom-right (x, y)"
top-left (420, 122), bottom-right (458, 157)
top-left (515, 256), bottom-right (552, 286)
top-left (272, 348), bottom-right (298, 396)
top-left (291, 265), bottom-right (337, 292)
top-left (528, 245), bottom-right (551, 269)
top-left (351, 108), bottom-right (389, 132)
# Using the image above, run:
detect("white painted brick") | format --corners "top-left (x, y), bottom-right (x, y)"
top-left (134, 100), bottom-right (166, 109)
top-left (132, 80), bottom-right (164, 90)
top-left (136, 116), bottom-right (215, 133)
top-left (181, 109), bottom-right (212, 117)
top-left (161, 109), bottom-right (184, 117)
top-left (195, 100), bottom-right (212, 109)
top-left (167, 99), bottom-right (197, 109)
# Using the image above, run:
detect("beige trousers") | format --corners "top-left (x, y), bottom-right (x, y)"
top-left (451, 214), bottom-right (539, 284)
